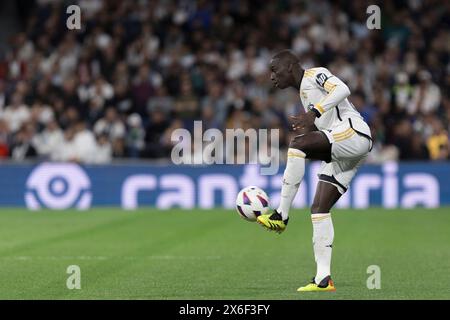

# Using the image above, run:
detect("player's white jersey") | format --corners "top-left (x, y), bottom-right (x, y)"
top-left (299, 67), bottom-right (371, 138)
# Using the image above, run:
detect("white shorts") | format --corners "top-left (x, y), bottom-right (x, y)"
top-left (319, 119), bottom-right (372, 194)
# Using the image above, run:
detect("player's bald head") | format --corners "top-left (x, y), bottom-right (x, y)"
top-left (271, 50), bottom-right (300, 66)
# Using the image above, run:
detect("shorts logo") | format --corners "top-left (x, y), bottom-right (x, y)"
top-left (25, 163), bottom-right (92, 210)
top-left (315, 73), bottom-right (328, 87)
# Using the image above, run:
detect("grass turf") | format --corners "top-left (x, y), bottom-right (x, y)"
top-left (0, 208), bottom-right (448, 300)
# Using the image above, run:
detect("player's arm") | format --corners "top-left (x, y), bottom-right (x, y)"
top-left (291, 69), bottom-right (350, 132)
top-left (310, 70), bottom-right (351, 118)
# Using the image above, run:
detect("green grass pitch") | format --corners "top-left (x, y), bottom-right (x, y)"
top-left (0, 208), bottom-right (448, 300)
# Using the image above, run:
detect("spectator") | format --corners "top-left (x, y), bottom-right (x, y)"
top-left (72, 122), bottom-right (98, 163)
top-left (0, 93), bottom-right (30, 133)
top-left (94, 107), bottom-right (126, 142)
top-left (32, 118), bottom-right (64, 158)
top-left (410, 70), bottom-right (441, 115)
top-left (125, 113), bottom-right (146, 158)
top-left (111, 81), bottom-right (134, 114)
top-left (132, 64), bottom-right (154, 114)
top-left (391, 72), bottom-right (413, 116)
top-left (143, 107), bottom-right (171, 158)
top-left (9, 123), bottom-right (37, 161)
top-left (174, 78), bottom-right (199, 128)
top-left (92, 134), bottom-right (112, 164)
top-left (51, 127), bottom-right (78, 162)
top-left (201, 82), bottom-right (228, 128)
top-left (392, 119), bottom-right (415, 160)
top-left (87, 77), bottom-right (114, 110)
top-left (427, 121), bottom-right (449, 160)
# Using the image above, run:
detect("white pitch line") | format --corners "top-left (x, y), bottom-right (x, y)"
top-left (1, 255), bottom-right (222, 261)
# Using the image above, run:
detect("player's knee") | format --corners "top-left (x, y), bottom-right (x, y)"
top-left (311, 203), bottom-right (331, 214)
top-left (310, 204), bottom-right (321, 215)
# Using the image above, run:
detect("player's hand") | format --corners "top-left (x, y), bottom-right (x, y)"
top-left (290, 110), bottom-right (317, 132)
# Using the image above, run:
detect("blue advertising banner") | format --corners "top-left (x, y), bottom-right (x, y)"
top-left (0, 161), bottom-right (447, 209)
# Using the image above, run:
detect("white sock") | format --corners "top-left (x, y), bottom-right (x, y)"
top-left (277, 148), bottom-right (305, 220)
top-left (311, 213), bottom-right (334, 284)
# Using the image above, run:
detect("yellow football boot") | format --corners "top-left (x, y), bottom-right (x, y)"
top-left (256, 211), bottom-right (288, 234)
top-left (297, 276), bottom-right (336, 292)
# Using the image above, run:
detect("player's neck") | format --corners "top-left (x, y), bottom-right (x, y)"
top-left (292, 64), bottom-right (304, 90)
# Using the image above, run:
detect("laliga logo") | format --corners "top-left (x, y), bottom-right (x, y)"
top-left (25, 163), bottom-right (92, 210)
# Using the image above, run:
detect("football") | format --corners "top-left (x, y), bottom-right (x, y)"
top-left (235, 186), bottom-right (270, 221)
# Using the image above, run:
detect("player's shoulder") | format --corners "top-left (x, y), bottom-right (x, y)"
top-left (304, 67), bottom-right (331, 79)
top-left (304, 67), bottom-right (334, 89)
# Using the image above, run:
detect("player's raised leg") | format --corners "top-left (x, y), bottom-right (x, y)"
top-left (257, 131), bottom-right (330, 233)
top-left (298, 181), bottom-right (341, 292)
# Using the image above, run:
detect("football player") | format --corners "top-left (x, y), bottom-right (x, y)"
top-left (257, 50), bottom-right (372, 292)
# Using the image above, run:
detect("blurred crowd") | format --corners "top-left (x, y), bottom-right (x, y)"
top-left (0, 0), bottom-right (449, 164)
